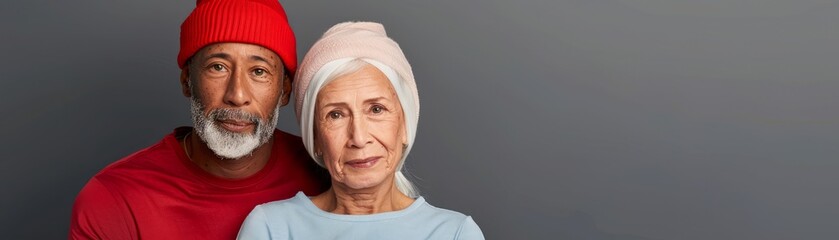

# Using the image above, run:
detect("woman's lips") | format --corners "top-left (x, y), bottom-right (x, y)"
top-left (217, 119), bottom-right (254, 133)
top-left (345, 157), bottom-right (381, 169)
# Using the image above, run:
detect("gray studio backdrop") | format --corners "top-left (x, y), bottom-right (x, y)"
top-left (2, 0), bottom-right (839, 239)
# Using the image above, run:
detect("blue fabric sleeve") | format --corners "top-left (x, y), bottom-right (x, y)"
top-left (455, 216), bottom-right (485, 240)
top-left (237, 205), bottom-right (273, 240)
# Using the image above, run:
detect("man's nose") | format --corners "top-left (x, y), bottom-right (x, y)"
top-left (223, 68), bottom-right (252, 107)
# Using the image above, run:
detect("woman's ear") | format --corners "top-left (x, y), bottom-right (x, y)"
top-left (312, 129), bottom-right (322, 158)
top-left (313, 141), bottom-right (321, 157)
top-left (401, 125), bottom-right (408, 146)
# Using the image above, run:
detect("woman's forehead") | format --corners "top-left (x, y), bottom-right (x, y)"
top-left (318, 66), bottom-right (398, 100)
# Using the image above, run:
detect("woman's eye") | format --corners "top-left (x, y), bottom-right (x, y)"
top-left (328, 111), bottom-right (342, 119)
top-left (371, 105), bottom-right (384, 114)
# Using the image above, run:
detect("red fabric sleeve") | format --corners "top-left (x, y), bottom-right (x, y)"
top-left (69, 178), bottom-right (138, 240)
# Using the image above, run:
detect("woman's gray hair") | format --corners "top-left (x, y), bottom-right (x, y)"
top-left (299, 58), bottom-right (419, 198)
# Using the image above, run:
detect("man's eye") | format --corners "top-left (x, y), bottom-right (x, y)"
top-left (254, 69), bottom-right (265, 76)
top-left (211, 64), bottom-right (225, 72)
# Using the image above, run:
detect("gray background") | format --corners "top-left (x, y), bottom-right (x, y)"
top-left (2, 0), bottom-right (838, 239)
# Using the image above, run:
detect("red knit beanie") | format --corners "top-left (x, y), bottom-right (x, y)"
top-left (178, 0), bottom-right (297, 77)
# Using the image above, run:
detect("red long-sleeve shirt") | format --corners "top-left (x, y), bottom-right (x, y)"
top-left (69, 127), bottom-right (330, 240)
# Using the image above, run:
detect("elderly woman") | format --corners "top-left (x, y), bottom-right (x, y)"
top-left (237, 22), bottom-right (484, 239)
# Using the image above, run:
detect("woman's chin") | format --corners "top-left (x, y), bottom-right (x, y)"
top-left (338, 173), bottom-right (390, 190)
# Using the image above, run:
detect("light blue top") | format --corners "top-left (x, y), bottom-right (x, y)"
top-left (237, 191), bottom-right (485, 240)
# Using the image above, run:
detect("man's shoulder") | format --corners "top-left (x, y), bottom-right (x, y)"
top-left (273, 129), bottom-right (304, 148)
top-left (271, 129), bottom-right (313, 163)
top-left (270, 129), bottom-right (331, 192)
top-left (91, 132), bottom-right (180, 185)
top-left (68, 131), bottom-right (178, 240)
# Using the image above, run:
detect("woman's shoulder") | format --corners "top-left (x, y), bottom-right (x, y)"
top-left (410, 197), bottom-right (475, 226)
top-left (256, 191), bottom-right (312, 214)
top-left (237, 192), bottom-right (315, 238)
top-left (412, 197), bottom-right (485, 240)
top-left (246, 191), bottom-right (317, 227)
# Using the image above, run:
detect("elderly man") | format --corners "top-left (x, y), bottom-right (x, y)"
top-left (69, 0), bottom-right (329, 239)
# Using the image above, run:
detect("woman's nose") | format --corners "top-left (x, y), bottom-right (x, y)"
top-left (347, 117), bottom-right (372, 148)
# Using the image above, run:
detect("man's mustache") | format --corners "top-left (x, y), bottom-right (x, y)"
top-left (209, 108), bottom-right (261, 124)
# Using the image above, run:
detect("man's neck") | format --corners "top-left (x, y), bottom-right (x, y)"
top-left (183, 130), bottom-right (273, 179)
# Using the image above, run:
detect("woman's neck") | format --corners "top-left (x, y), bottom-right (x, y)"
top-left (311, 179), bottom-right (414, 215)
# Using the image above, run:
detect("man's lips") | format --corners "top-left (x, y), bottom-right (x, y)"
top-left (217, 119), bottom-right (255, 132)
top-left (345, 157), bottom-right (381, 168)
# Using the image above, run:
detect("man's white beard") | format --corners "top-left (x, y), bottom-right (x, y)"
top-left (190, 97), bottom-right (280, 159)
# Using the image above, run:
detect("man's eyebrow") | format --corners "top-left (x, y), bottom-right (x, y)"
top-left (249, 55), bottom-right (275, 66)
top-left (205, 53), bottom-right (231, 61)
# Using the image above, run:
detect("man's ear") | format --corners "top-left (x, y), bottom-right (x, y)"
top-left (280, 73), bottom-right (292, 106)
top-left (180, 67), bottom-right (192, 98)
